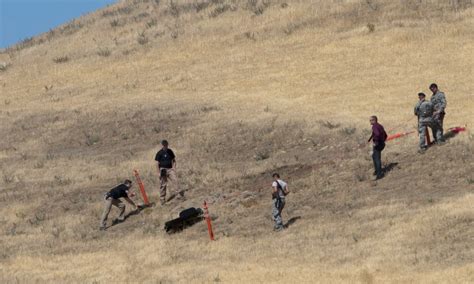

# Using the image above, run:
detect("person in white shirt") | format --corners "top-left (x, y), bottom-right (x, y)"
top-left (271, 173), bottom-right (290, 231)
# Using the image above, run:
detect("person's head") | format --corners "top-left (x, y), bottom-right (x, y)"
top-left (272, 173), bottom-right (280, 181)
top-left (429, 83), bottom-right (438, 94)
top-left (161, 139), bottom-right (169, 149)
top-left (370, 115), bottom-right (378, 125)
top-left (418, 92), bottom-right (426, 101)
top-left (124, 179), bottom-right (132, 188)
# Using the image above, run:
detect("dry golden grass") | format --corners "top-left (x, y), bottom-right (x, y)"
top-left (0, 0), bottom-right (473, 283)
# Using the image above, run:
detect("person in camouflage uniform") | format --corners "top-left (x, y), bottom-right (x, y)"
top-left (414, 93), bottom-right (436, 151)
top-left (429, 83), bottom-right (447, 143)
top-left (271, 173), bottom-right (289, 232)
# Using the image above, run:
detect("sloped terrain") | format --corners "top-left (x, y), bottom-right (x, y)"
top-left (0, 0), bottom-right (473, 282)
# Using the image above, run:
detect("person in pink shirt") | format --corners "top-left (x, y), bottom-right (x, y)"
top-left (368, 116), bottom-right (387, 180)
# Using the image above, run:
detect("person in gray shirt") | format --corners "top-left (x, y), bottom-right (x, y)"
top-left (271, 173), bottom-right (290, 232)
top-left (429, 83), bottom-right (447, 143)
top-left (414, 92), bottom-right (437, 152)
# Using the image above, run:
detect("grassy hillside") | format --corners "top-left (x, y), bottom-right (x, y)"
top-left (0, 0), bottom-right (473, 282)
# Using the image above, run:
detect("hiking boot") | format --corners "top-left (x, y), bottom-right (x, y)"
top-left (374, 174), bottom-right (384, 181)
top-left (176, 191), bottom-right (186, 201)
top-left (112, 218), bottom-right (124, 225)
top-left (273, 226), bottom-right (284, 232)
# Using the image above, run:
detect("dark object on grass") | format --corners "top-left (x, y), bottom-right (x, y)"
top-left (164, 207), bottom-right (204, 233)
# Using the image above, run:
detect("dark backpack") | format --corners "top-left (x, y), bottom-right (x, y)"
top-left (164, 207), bottom-right (204, 233)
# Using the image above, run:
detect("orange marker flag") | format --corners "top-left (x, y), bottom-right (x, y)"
top-left (203, 201), bottom-right (215, 241)
top-left (133, 169), bottom-right (150, 206)
top-left (386, 131), bottom-right (415, 141)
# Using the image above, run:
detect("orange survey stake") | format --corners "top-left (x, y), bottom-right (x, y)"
top-left (203, 201), bottom-right (215, 241)
top-left (133, 169), bottom-right (150, 206)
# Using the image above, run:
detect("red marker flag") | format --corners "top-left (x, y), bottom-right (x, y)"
top-left (448, 126), bottom-right (467, 134)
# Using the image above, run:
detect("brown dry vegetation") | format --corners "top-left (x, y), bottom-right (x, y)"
top-left (0, 0), bottom-right (473, 283)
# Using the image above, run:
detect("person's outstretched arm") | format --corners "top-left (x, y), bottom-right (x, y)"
top-left (124, 192), bottom-right (138, 209)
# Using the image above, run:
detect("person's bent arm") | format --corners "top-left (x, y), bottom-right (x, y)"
top-left (372, 130), bottom-right (380, 146)
top-left (272, 186), bottom-right (278, 194)
top-left (172, 159), bottom-right (176, 169)
top-left (155, 152), bottom-right (161, 171)
top-left (124, 197), bottom-right (138, 209)
top-left (434, 93), bottom-right (447, 115)
top-left (414, 102), bottom-right (420, 116)
top-left (272, 185), bottom-right (278, 198)
top-left (439, 93), bottom-right (447, 113)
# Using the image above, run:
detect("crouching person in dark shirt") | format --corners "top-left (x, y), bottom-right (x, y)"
top-left (99, 179), bottom-right (138, 230)
top-left (368, 116), bottom-right (388, 180)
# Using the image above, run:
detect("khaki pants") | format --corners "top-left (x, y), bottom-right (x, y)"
top-left (160, 168), bottom-right (180, 202)
top-left (100, 197), bottom-right (125, 227)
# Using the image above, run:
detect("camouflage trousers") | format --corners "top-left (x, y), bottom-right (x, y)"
top-left (419, 121), bottom-right (434, 149)
top-left (272, 198), bottom-right (286, 229)
top-left (432, 112), bottom-right (445, 142)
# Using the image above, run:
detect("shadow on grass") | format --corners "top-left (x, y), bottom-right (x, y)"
top-left (284, 216), bottom-right (301, 228)
top-left (425, 127), bottom-right (465, 148)
top-left (383, 162), bottom-right (399, 175)
top-left (443, 127), bottom-right (466, 141)
top-left (107, 203), bottom-right (155, 229)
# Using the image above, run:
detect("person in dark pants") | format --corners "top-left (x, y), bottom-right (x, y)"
top-left (155, 140), bottom-right (182, 205)
top-left (99, 179), bottom-right (139, 230)
top-left (368, 116), bottom-right (387, 180)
